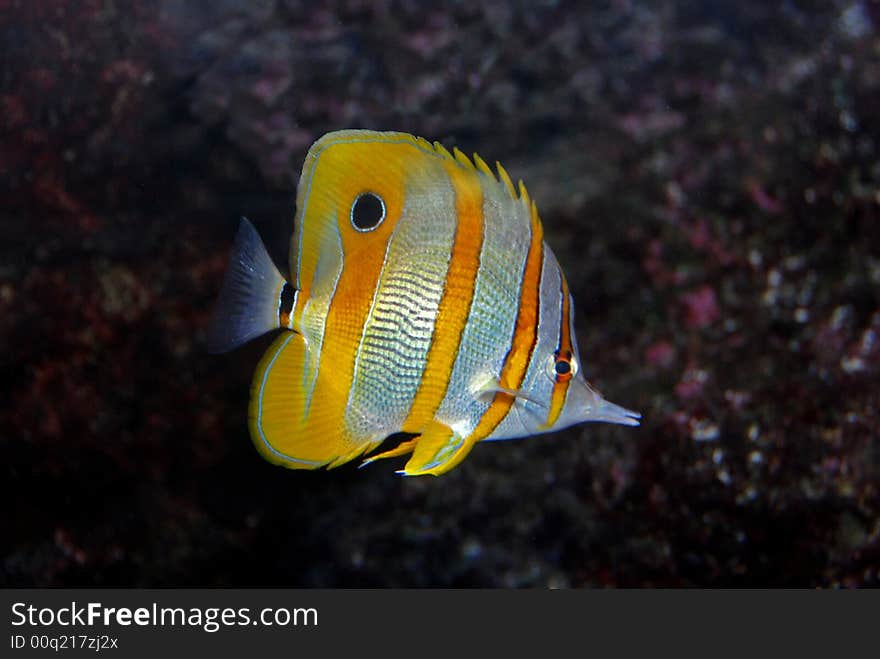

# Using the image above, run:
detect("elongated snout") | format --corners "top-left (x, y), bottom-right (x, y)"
top-left (559, 377), bottom-right (641, 429)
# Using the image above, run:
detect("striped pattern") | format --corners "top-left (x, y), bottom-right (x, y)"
top-left (455, 193), bottom-right (544, 443)
top-left (432, 164), bottom-right (534, 439)
top-left (345, 172), bottom-right (457, 437)
top-left (299, 135), bottom-right (545, 447)
top-left (543, 272), bottom-right (574, 428)
top-left (291, 133), bottom-right (543, 449)
top-left (291, 134), bottom-right (432, 456)
top-left (400, 158), bottom-right (485, 433)
top-left (484, 242), bottom-right (564, 441)
top-left (250, 130), bottom-right (618, 473)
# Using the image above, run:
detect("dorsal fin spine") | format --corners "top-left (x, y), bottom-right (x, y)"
top-left (422, 137), bottom-right (526, 206)
top-left (518, 180), bottom-right (530, 206)
top-left (415, 136), bottom-right (433, 151)
top-left (433, 141), bottom-right (453, 159)
top-left (452, 146), bottom-right (475, 170)
top-left (496, 162), bottom-right (516, 198)
top-left (472, 152), bottom-right (495, 179)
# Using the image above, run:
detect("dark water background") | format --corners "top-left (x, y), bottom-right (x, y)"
top-left (1, 1), bottom-right (878, 587)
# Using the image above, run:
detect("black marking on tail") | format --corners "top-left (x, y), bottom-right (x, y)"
top-left (279, 282), bottom-right (296, 328)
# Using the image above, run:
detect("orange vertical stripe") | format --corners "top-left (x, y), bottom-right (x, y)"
top-left (298, 141), bottom-right (414, 452)
top-left (544, 273), bottom-right (573, 428)
top-left (402, 161), bottom-right (485, 431)
top-left (467, 201), bottom-right (545, 441)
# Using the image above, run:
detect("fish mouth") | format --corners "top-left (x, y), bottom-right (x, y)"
top-left (506, 378), bottom-right (642, 431)
top-left (589, 398), bottom-right (642, 427)
top-left (575, 378), bottom-right (641, 427)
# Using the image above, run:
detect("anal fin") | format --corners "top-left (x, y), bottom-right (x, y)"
top-left (359, 437), bottom-right (419, 468)
top-left (400, 421), bottom-right (477, 477)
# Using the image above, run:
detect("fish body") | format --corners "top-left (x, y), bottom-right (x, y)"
top-left (208, 130), bottom-right (639, 476)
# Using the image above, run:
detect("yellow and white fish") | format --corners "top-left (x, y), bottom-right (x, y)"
top-left (208, 129), bottom-right (639, 476)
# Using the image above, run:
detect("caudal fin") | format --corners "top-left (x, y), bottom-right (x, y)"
top-left (205, 218), bottom-right (287, 353)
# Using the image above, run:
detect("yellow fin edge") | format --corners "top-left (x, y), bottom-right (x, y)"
top-left (418, 136), bottom-right (529, 204)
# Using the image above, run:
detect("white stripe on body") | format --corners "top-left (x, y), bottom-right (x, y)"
top-left (344, 175), bottom-right (457, 439)
top-left (434, 174), bottom-right (533, 437)
top-left (488, 245), bottom-right (564, 440)
top-left (298, 229), bottom-right (343, 416)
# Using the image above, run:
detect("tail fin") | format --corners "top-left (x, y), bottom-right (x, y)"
top-left (205, 218), bottom-right (287, 353)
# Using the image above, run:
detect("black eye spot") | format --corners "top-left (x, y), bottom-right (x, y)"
top-left (350, 192), bottom-right (386, 232)
top-left (554, 360), bottom-right (571, 376)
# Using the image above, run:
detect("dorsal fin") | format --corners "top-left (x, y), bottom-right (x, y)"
top-left (414, 135), bottom-right (434, 152)
top-left (432, 141), bottom-right (454, 160)
top-left (518, 180), bottom-right (530, 205)
top-left (414, 134), bottom-right (530, 206)
top-left (496, 161), bottom-right (517, 199)
top-left (452, 146), bottom-right (474, 169)
top-left (472, 152), bottom-right (494, 178)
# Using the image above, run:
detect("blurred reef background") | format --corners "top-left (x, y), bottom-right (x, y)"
top-left (1, 0), bottom-right (879, 587)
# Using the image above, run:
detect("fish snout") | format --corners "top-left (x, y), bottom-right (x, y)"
top-left (565, 377), bottom-right (641, 428)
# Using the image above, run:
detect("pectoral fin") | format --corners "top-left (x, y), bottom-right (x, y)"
top-left (476, 380), bottom-right (546, 408)
top-left (400, 422), bottom-right (477, 477)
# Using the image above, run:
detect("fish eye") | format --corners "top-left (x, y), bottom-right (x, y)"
top-left (546, 350), bottom-right (576, 383)
top-left (350, 192), bottom-right (386, 232)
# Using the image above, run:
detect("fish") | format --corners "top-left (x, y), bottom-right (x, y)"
top-left (207, 129), bottom-right (640, 476)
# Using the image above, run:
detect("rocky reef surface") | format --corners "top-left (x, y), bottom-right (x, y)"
top-left (1, 0), bottom-right (878, 586)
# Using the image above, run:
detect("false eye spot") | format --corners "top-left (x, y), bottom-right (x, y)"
top-left (350, 192), bottom-right (386, 232)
